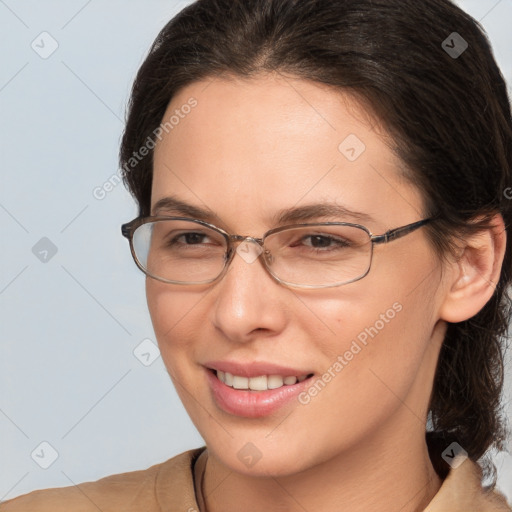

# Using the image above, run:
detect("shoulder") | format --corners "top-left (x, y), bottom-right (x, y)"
top-left (0, 447), bottom-right (205, 512)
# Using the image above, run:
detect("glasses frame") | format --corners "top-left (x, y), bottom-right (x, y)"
top-left (121, 215), bottom-right (434, 289)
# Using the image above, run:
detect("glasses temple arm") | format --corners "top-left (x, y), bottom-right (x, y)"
top-left (371, 218), bottom-right (434, 244)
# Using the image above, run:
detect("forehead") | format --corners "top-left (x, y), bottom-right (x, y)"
top-left (151, 73), bottom-right (423, 232)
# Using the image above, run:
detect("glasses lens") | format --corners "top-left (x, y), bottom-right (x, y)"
top-left (132, 219), bottom-right (228, 283)
top-left (265, 224), bottom-right (372, 287)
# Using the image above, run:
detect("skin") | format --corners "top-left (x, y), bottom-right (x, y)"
top-left (147, 72), bottom-right (505, 512)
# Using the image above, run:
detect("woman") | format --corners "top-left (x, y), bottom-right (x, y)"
top-left (3, 0), bottom-right (511, 510)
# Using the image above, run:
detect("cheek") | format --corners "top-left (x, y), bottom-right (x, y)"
top-left (301, 258), bottom-right (440, 400)
top-left (300, 292), bottom-right (408, 384)
top-left (145, 278), bottom-right (204, 361)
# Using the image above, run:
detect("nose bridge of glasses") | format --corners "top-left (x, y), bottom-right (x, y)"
top-left (226, 235), bottom-right (274, 267)
top-left (229, 234), bottom-right (264, 244)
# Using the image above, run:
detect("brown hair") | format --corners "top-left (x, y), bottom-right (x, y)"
top-left (119, 0), bottom-right (512, 484)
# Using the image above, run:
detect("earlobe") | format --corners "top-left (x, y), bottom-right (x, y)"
top-left (439, 214), bottom-right (506, 323)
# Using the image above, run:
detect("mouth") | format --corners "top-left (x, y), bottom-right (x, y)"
top-left (205, 367), bottom-right (316, 418)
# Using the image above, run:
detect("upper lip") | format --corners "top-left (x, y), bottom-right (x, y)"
top-left (204, 360), bottom-right (313, 378)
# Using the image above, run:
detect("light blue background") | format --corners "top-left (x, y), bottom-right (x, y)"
top-left (1, 0), bottom-right (511, 503)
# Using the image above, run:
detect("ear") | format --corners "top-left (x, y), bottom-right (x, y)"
top-left (439, 214), bottom-right (507, 323)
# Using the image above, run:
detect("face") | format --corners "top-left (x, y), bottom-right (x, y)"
top-left (147, 73), bottom-right (449, 477)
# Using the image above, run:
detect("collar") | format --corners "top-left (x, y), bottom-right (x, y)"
top-left (425, 457), bottom-right (511, 511)
top-left (156, 447), bottom-right (510, 511)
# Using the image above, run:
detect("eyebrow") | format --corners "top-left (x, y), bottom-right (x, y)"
top-left (151, 196), bottom-right (374, 226)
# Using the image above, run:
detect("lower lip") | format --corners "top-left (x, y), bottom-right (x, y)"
top-left (205, 368), bottom-right (314, 418)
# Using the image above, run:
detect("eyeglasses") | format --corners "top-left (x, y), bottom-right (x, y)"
top-left (121, 216), bottom-right (433, 289)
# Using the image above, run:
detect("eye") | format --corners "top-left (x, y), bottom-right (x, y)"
top-left (294, 234), bottom-right (352, 250)
top-left (172, 232), bottom-right (211, 245)
top-left (163, 230), bottom-right (227, 251)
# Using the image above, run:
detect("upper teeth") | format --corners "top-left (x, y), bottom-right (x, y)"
top-left (216, 371), bottom-right (309, 390)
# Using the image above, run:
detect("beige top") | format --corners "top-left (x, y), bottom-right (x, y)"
top-left (1, 446), bottom-right (510, 511)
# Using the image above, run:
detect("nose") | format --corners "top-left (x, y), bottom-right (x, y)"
top-left (211, 239), bottom-right (288, 342)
